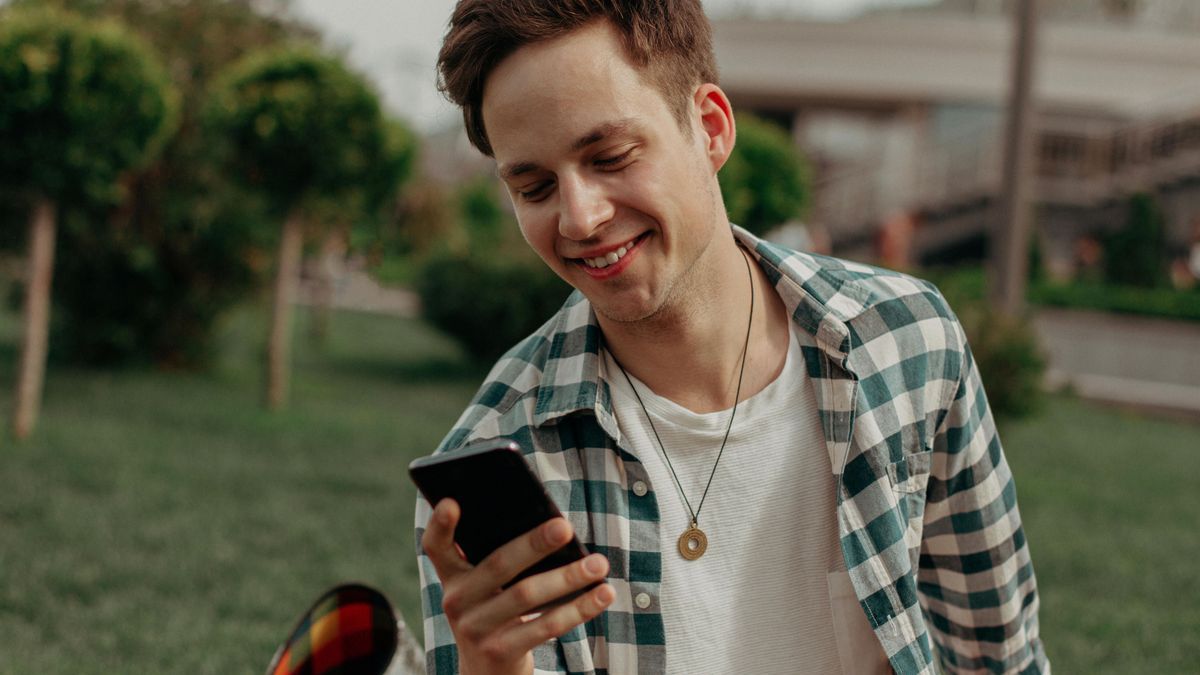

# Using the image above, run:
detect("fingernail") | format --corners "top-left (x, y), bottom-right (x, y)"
top-left (595, 584), bottom-right (615, 606)
top-left (437, 503), bottom-right (451, 525)
top-left (584, 554), bottom-right (606, 576)
top-left (545, 519), bottom-right (570, 543)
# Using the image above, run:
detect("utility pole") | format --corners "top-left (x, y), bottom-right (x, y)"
top-left (991, 0), bottom-right (1040, 316)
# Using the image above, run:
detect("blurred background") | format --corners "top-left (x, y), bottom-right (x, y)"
top-left (0, 0), bottom-right (1197, 672)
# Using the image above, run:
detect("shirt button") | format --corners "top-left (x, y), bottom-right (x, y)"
top-left (635, 592), bottom-right (652, 609)
top-left (632, 481), bottom-right (648, 497)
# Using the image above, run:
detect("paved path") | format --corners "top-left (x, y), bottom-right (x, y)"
top-left (1034, 308), bottom-right (1200, 415)
top-left (297, 267), bottom-right (419, 318)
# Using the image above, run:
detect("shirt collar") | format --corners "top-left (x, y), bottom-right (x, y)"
top-left (531, 225), bottom-right (872, 429)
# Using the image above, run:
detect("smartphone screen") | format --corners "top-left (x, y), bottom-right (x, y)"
top-left (409, 439), bottom-right (599, 605)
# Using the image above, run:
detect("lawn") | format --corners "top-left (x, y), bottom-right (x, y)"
top-left (0, 305), bottom-right (485, 673)
top-left (0, 305), bottom-right (1197, 673)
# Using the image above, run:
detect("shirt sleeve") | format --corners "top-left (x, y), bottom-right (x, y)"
top-left (917, 320), bottom-right (1051, 674)
top-left (415, 494), bottom-right (462, 675)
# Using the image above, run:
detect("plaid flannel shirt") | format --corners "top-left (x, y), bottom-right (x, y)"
top-left (415, 226), bottom-right (1049, 674)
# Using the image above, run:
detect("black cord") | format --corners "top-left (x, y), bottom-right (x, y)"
top-left (615, 247), bottom-right (755, 527)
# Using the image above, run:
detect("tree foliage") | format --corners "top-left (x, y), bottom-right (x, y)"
top-left (0, 7), bottom-right (177, 436)
top-left (206, 46), bottom-right (397, 409)
top-left (414, 171), bottom-right (571, 361)
top-left (2, 0), bottom-right (323, 367)
top-left (0, 7), bottom-right (177, 205)
top-left (719, 114), bottom-right (811, 236)
top-left (206, 46), bottom-right (390, 215)
top-left (1104, 192), bottom-right (1167, 288)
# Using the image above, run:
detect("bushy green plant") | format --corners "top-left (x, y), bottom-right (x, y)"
top-left (0, 6), bottom-right (178, 436)
top-left (959, 308), bottom-right (1045, 418)
top-left (415, 174), bottom-right (571, 361)
top-left (1104, 192), bottom-right (1167, 287)
top-left (457, 177), bottom-right (508, 250)
top-left (49, 192), bottom-right (273, 366)
top-left (207, 44), bottom-right (398, 409)
top-left (719, 114), bottom-right (811, 236)
top-left (206, 46), bottom-right (391, 214)
top-left (0, 7), bottom-right (178, 206)
top-left (2, 0), bottom-right (321, 368)
top-left (928, 267), bottom-right (1045, 418)
top-left (417, 249), bottom-right (572, 363)
top-left (1031, 280), bottom-right (1200, 322)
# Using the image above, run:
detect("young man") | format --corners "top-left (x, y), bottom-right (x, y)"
top-left (416, 2), bottom-right (1049, 674)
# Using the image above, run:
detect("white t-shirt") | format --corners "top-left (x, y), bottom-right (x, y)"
top-left (602, 327), bottom-right (890, 674)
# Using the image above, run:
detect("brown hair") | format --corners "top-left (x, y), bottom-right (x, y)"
top-left (437, 0), bottom-right (719, 157)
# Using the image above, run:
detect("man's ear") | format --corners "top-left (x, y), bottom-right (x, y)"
top-left (693, 83), bottom-right (736, 174)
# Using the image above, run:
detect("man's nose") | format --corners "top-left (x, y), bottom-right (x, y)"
top-left (557, 175), bottom-right (614, 240)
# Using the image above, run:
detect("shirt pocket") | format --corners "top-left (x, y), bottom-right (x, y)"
top-left (886, 449), bottom-right (933, 565)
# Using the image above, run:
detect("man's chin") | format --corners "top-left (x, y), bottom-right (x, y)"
top-left (589, 294), bottom-right (667, 327)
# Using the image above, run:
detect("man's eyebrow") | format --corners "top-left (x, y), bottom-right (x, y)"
top-left (498, 161), bottom-right (538, 181)
top-left (498, 118), bottom-right (639, 181)
top-left (569, 118), bottom-right (638, 152)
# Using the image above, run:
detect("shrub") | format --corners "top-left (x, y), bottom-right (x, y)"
top-left (1104, 192), bottom-right (1167, 288)
top-left (416, 249), bottom-right (572, 363)
top-left (1, 0), bottom-right (321, 368)
top-left (1031, 281), bottom-right (1200, 322)
top-left (929, 267), bottom-right (1045, 418)
top-left (956, 306), bottom-right (1045, 418)
top-left (718, 114), bottom-right (810, 236)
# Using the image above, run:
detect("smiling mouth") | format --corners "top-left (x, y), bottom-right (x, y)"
top-left (575, 233), bottom-right (647, 270)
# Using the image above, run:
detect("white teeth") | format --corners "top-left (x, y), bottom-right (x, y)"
top-left (583, 237), bottom-right (638, 270)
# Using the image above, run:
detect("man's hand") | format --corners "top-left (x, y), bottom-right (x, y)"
top-left (421, 498), bottom-right (616, 675)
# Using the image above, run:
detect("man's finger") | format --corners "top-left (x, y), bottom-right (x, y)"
top-left (422, 499), bottom-right (471, 578)
top-left (469, 552), bottom-right (610, 632)
top-left (449, 516), bottom-right (574, 611)
top-left (498, 583), bottom-right (615, 655)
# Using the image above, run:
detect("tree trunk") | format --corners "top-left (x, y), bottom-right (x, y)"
top-left (13, 199), bottom-right (57, 440)
top-left (266, 210), bottom-right (304, 411)
top-left (991, 0), bottom-right (1040, 317)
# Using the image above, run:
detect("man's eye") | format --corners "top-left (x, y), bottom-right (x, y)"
top-left (595, 148), bottom-right (634, 169)
top-left (518, 182), bottom-right (552, 201)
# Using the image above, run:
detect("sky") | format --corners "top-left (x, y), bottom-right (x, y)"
top-left (290, 0), bottom-right (936, 132)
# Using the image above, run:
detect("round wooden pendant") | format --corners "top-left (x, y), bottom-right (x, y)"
top-left (678, 525), bottom-right (708, 560)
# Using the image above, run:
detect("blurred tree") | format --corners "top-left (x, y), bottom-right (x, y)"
top-left (309, 117), bottom-right (418, 343)
top-left (3, 0), bottom-right (322, 369)
top-left (718, 114), bottom-right (811, 236)
top-left (414, 170), bottom-right (573, 362)
top-left (0, 8), bottom-right (177, 439)
top-left (457, 177), bottom-right (509, 251)
top-left (1104, 192), bottom-right (1168, 288)
top-left (207, 46), bottom-right (396, 410)
top-left (383, 177), bottom-right (461, 261)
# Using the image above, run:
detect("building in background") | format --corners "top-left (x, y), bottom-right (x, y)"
top-left (713, 0), bottom-right (1200, 276)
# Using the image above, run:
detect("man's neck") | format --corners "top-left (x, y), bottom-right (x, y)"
top-left (599, 237), bottom-right (791, 414)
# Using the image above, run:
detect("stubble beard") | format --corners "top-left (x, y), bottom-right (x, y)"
top-left (593, 181), bottom-right (722, 338)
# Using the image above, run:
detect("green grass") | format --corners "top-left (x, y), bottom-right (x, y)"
top-left (0, 305), bottom-right (1197, 672)
top-left (999, 397), bottom-right (1200, 673)
top-left (369, 254), bottom-right (421, 287)
top-left (0, 305), bottom-right (485, 673)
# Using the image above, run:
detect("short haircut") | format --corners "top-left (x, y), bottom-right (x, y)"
top-left (437, 0), bottom-right (719, 157)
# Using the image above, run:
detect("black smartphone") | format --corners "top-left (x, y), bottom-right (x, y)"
top-left (408, 438), bottom-right (600, 611)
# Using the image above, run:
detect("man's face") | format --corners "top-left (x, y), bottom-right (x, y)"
top-left (482, 21), bottom-right (726, 324)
